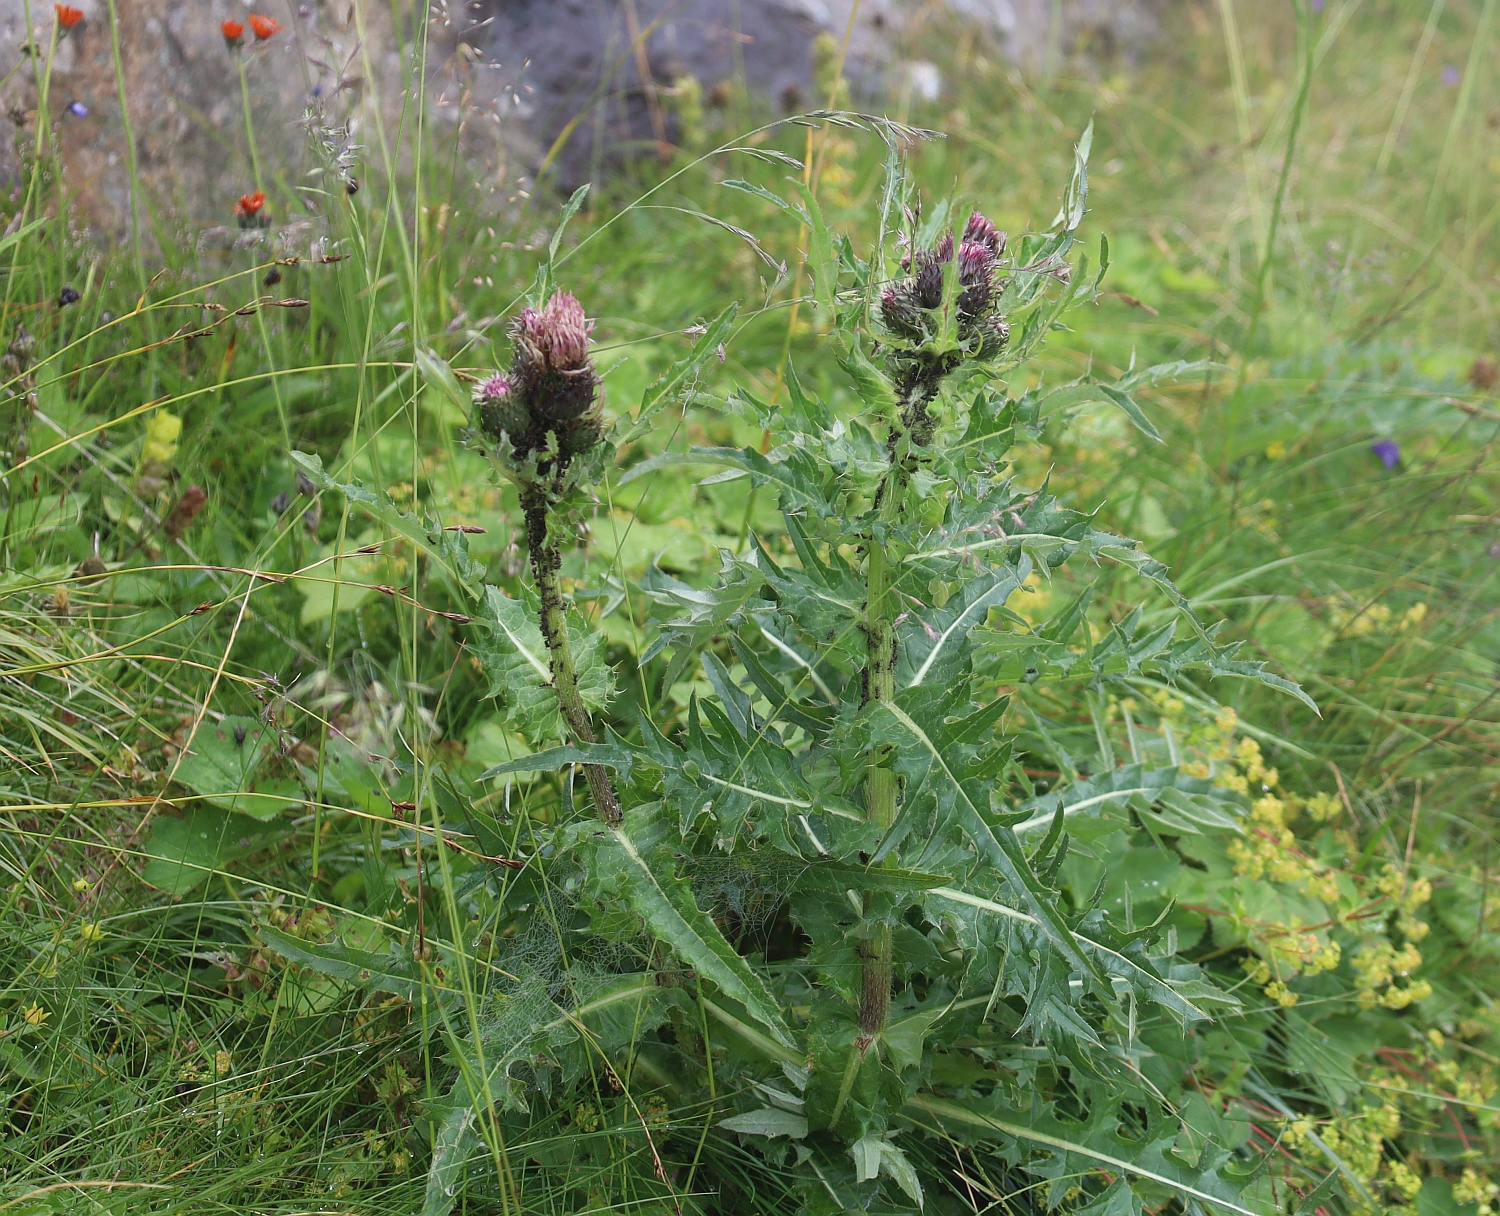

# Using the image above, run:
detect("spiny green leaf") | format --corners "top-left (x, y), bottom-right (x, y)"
top-left (879, 700), bottom-right (1103, 986)
top-left (583, 804), bottom-right (794, 1047)
top-left (258, 924), bottom-right (443, 1003)
top-left (478, 740), bottom-right (637, 784)
top-left (470, 585), bottom-right (615, 743)
top-left (905, 1093), bottom-right (1257, 1216)
top-left (720, 1107), bottom-right (809, 1139)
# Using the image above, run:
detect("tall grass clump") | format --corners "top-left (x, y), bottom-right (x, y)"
top-left (0, 2), bottom-right (1497, 1214)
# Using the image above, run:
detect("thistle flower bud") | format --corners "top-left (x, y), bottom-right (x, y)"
top-left (475, 291), bottom-right (605, 476)
top-left (879, 210), bottom-right (1011, 444)
top-left (880, 210), bottom-right (1009, 354)
top-left (963, 210), bottom-right (1005, 257)
top-left (475, 373), bottom-right (528, 444)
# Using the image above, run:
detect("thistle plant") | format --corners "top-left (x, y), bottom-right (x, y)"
top-left (472, 288), bottom-right (619, 823)
top-left (415, 127), bottom-right (1317, 1214)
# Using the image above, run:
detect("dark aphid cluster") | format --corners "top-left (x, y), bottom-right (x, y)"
top-left (880, 211), bottom-right (1011, 442)
top-left (474, 291), bottom-right (605, 481)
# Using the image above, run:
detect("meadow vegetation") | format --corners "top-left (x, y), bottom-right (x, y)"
top-left (1, 2), bottom-right (1499, 1214)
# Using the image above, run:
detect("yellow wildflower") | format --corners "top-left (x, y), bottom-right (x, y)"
top-left (141, 410), bottom-right (182, 465)
top-left (1386, 1160), bottom-right (1422, 1200)
top-left (1264, 981), bottom-right (1299, 1008)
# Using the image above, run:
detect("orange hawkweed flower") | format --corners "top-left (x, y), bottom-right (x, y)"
top-left (55, 5), bottom-right (84, 30)
top-left (248, 14), bottom-right (279, 40)
top-left (236, 190), bottom-right (266, 219)
top-left (221, 19), bottom-right (244, 47)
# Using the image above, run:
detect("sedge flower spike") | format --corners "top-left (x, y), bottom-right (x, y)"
top-left (475, 290), bottom-right (604, 475)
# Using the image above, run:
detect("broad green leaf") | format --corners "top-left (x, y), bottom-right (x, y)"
top-left (141, 806), bottom-right (282, 896)
top-left (173, 715), bottom-right (301, 819)
top-left (720, 1107), bottom-right (809, 1139)
top-left (882, 1005), bottom-right (948, 1071)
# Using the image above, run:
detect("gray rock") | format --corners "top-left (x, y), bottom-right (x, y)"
top-left (466, 0), bottom-right (1162, 189)
top-left (462, 1), bottom-right (827, 188)
top-left (0, 0), bottom-right (1159, 243)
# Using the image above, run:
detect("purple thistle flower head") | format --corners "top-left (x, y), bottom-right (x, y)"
top-left (958, 240), bottom-right (996, 287)
top-left (1372, 438), bottom-right (1401, 470)
top-left (476, 371), bottom-right (527, 445)
top-left (479, 290), bottom-right (605, 472)
top-left (963, 210), bottom-right (1005, 257)
top-left (516, 291), bottom-right (594, 371)
top-left (881, 209), bottom-right (1008, 346)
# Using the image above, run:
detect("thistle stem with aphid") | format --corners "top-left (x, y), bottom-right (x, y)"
top-left (475, 291), bottom-right (618, 824)
top-left (522, 489), bottom-right (621, 825)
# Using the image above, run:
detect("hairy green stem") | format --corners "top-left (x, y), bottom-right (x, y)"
top-left (103, 0), bottom-right (145, 295)
top-left (858, 455), bottom-right (909, 1041)
top-left (238, 55), bottom-right (264, 193)
top-left (523, 495), bottom-right (621, 826)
